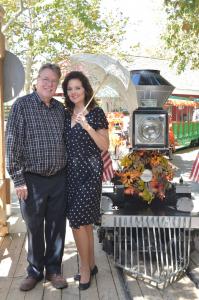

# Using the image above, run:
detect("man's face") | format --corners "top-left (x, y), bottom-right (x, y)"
top-left (36, 68), bottom-right (59, 103)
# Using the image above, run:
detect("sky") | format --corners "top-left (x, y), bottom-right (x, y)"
top-left (100, 0), bottom-right (199, 91)
top-left (100, 0), bottom-right (166, 51)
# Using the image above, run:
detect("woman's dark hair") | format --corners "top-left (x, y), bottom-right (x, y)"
top-left (62, 71), bottom-right (98, 113)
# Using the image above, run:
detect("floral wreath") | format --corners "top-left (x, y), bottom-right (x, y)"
top-left (116, 150), bottom-right (175, 203)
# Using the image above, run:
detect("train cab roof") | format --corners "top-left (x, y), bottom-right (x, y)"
top-left (165, 95), bottom-right (199, 108)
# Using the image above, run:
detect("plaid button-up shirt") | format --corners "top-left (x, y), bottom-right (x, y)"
top-left (6, 92), bottom-right (67, 187)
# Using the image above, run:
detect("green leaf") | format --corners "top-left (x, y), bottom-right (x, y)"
top-left (1, 0), bottom-right (131, 92)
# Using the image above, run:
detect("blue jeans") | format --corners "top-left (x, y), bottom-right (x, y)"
top-left (20, 168), bottom-right (67, 279)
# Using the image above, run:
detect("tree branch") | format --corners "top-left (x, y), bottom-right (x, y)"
top-left (2, 0), bottom-right (27, 33)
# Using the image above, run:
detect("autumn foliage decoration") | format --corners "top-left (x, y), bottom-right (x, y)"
top-left (116, 151), bottom-right (175, 203)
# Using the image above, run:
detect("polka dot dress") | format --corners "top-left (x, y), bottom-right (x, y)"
top-left (65, 106), bottom-right (109, 229)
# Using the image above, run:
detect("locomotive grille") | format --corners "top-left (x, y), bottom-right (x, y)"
top-left (111, 215), bottom-right (191, 288)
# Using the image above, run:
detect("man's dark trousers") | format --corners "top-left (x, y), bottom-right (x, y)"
top-left (20, 168), bottom-right (66, 279)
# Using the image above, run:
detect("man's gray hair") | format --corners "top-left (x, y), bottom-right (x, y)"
top-left (38, 63), bottom-right (61, 79)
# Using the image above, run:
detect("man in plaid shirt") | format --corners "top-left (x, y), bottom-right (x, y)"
top-left (6, 63), bottom-right (68, 291)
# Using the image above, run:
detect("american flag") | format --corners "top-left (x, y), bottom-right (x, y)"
top-left (101, 150), bottom-right (114, 182)
top-left (189, 151), bottom-right (199, 183)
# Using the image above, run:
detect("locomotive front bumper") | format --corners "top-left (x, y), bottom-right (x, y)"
top-left (101, 209), bottom-right (199, 229)
top-left (99, 186), bottom-right (199, 288)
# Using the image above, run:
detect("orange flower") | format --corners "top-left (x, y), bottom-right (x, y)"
top-left (119, 170), bottom-right (141, 186)
top-left (150, 179), bottom-right (158, 189)
top-left (150, 156), bottom-right (161, 167)
top-left (124, 187), bottom-right (134, 195)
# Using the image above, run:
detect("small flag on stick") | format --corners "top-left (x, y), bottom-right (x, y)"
top-left (101, 150), bottom-right (114, 182)
top-left (189, 152), bottom-right (199, 183)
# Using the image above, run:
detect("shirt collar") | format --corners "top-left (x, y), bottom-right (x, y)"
top-left (34, 91), bottom-right (57, 108)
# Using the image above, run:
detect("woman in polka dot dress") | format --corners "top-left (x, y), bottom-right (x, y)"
top-left (62, 71), bottom-right (109, 290)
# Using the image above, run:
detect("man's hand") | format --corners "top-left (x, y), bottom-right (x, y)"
top-left (16, 185), bottom-right (28, 200)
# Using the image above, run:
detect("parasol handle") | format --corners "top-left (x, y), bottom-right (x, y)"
top-left (83, 73), bottom-right (109, 112)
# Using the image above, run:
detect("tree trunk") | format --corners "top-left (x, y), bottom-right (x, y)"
top-left (24, 53), bottom-right (33, 94)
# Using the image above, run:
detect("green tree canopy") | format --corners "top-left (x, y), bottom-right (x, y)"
top-left (1, 0), bottom-right (128, 92)
top-left (163, 0), bottom-right (199, 73)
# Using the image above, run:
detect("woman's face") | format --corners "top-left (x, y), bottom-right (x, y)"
top-left (67, 78), bottom-right (85, 105)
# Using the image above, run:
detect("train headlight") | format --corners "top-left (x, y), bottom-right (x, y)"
top-left (132, 108), bottom-right (168, 150)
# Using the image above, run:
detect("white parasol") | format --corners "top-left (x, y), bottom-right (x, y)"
top-left (69, 53), bottom-right (138, 113)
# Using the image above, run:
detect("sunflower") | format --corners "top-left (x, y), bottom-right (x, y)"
top-left (119, 170), bottom-right (141, 186)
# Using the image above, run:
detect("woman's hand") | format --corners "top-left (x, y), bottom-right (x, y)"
top-left (75, 112), bottom-right (109, 151)
top-left (75, 113), bottom-right (91, 131)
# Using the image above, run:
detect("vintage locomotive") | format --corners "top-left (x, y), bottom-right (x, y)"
top-left (97, 70), bottom-right (199, 288)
